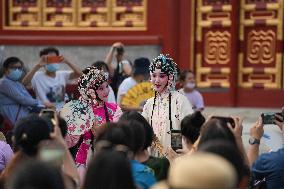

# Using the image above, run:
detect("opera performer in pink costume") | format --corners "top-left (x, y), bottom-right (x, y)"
top-left (60, 66), bottom-right (122, 181)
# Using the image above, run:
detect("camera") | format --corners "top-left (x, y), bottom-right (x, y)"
top-left (116, 46), bottom-right (124, 56)
top-left (261, 110), bottom-right (284, 125)
top-left (171, 130), bottom-right (182, 151)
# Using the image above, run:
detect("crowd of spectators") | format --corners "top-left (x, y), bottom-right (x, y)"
top-left (0, 43), bottom-right (282, 189)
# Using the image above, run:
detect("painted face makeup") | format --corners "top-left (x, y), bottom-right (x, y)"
top-left (95, 81), bottom-right (110, 102)
top-left (150, 69), bottom-right (169, 93)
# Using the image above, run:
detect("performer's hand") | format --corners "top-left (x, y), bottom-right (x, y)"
top-left (165, 147), bottom-right (179, 163)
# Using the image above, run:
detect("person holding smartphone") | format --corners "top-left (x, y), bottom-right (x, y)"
top-left (104, 42), bottom-right (132, 96)
top-left (61, 66), bottom-right (122, 181)
top-left (22, 47), bottom-right (83, 111)
top-left (142, 54), bottom-right (193, 157)
top-left (248, 109), bottom-right (284, 189)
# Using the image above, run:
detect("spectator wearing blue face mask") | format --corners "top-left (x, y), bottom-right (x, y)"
top-left (0, 57), bottom-right (41, 126)
top-left (22, 47), bottom-right (83, 111)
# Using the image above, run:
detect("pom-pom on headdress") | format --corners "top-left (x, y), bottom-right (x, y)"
top-left (78, 66), bottom-right (108, 104)
top-left (150, 54), bottom-right (178, 91)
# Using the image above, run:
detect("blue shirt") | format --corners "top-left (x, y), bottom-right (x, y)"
top-left (0, 76), bottom-right (39, 125)
top-left (252, 148), bottom-right (284, 189)
top-left (131, 160), bottom-right (156, 189)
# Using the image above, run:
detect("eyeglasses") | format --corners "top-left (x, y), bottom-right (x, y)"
top-left (9, 66), bottom-right (23, 70)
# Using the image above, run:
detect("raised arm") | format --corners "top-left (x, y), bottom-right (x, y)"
top-left (0, 80), bottom-right (38, 106)
top-left (247, 118), bottom-right (264, 167)
top-left (63, 57), bottom-right (83, 80)
top-left (230, 117), bottom-right (250, 167)
top-left (104, 42), bottom-right (123, 76)
top-left (50, 115), bottom-right (80, 185)
top-left (22, 57), bottom-right (47, 86)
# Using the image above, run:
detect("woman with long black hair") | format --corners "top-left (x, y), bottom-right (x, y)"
top-left (142, 54), bottom-right (193, 157)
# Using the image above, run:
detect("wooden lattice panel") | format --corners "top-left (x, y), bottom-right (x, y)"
top-left (8, 0), bottom-right (41, 27)
top-left (111, 0), bottom-right (147, 27)
top-left (42, 0), bottom-right (76, 27)
top-left (238, 0), bottom-right (283, 89)
top-left (78, 0), bottom-right (111, 27)
top-left (195, 0), bottom-right (233, 88)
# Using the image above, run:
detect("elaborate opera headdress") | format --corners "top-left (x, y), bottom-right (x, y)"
top-left (150, 54), bottom-right (178, 91)
top-left (78, 66), bottom-right (108, 104)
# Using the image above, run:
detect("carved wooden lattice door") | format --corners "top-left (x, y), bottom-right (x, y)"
top-left (195, 0), bottom-right (283, 106)
top-left (195, 0), bottom-right (238, 106)
top-left (239, 0), bottom-right (283, 89)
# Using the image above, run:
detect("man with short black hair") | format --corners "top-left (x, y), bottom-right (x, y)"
top-left (22, 47), bottom-right (83, 111)
top-left (0, 57), bottom-right (41, 125)
top-left (117, 57), bottom-right (150, 111)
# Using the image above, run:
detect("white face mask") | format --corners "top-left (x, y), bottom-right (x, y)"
top-left (185, 82), bottom-right (195, 89)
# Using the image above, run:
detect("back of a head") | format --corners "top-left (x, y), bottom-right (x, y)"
top-left (181, 111), bottom-right (205, 144)
top-left (168, 152), bottom-right (237, 189)
top-left (6, 160), bottom-right (64, 189)
top-left (125, 120), bottom-right (145, 154)
top-left (39, 47), bottom-right (59, 57)
top-left (198, 139), bottom-right (246, 186)
top-left (13, 114), bottom-right (52, 156)
top-left (119, 111), bottom-right (154, 149)
top-left (96, 122), bottom-right (134, 153)
top-left (83, 150), bottom-right (135, 189)
top-left (133, 57), bottom-right (150, 76)
top-left (199, 118), bottom-right (237, 148)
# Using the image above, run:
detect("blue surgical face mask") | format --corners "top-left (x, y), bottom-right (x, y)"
top-left (7, 68), bottom-right (23, 81)
top-left (45, 63), bottom-right (60, 72)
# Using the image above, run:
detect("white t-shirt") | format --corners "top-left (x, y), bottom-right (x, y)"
top-left (31, 71), bottom-right (71, 111)
top-left (117, 77), bottom-right (137, 104)
top-left (108, 86), bottom-right (116, 103)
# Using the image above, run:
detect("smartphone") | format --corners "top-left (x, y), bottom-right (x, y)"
top-left (171, 130), bottom-right (182, 151)
top-left (40, 109), bottom-right (55, 120)
top-left (261, 110), bottom-right (284, 125)
top-left (46, 55), bottom-right (62, 63)
top-left (211, 116), bottom-right (235, 128)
